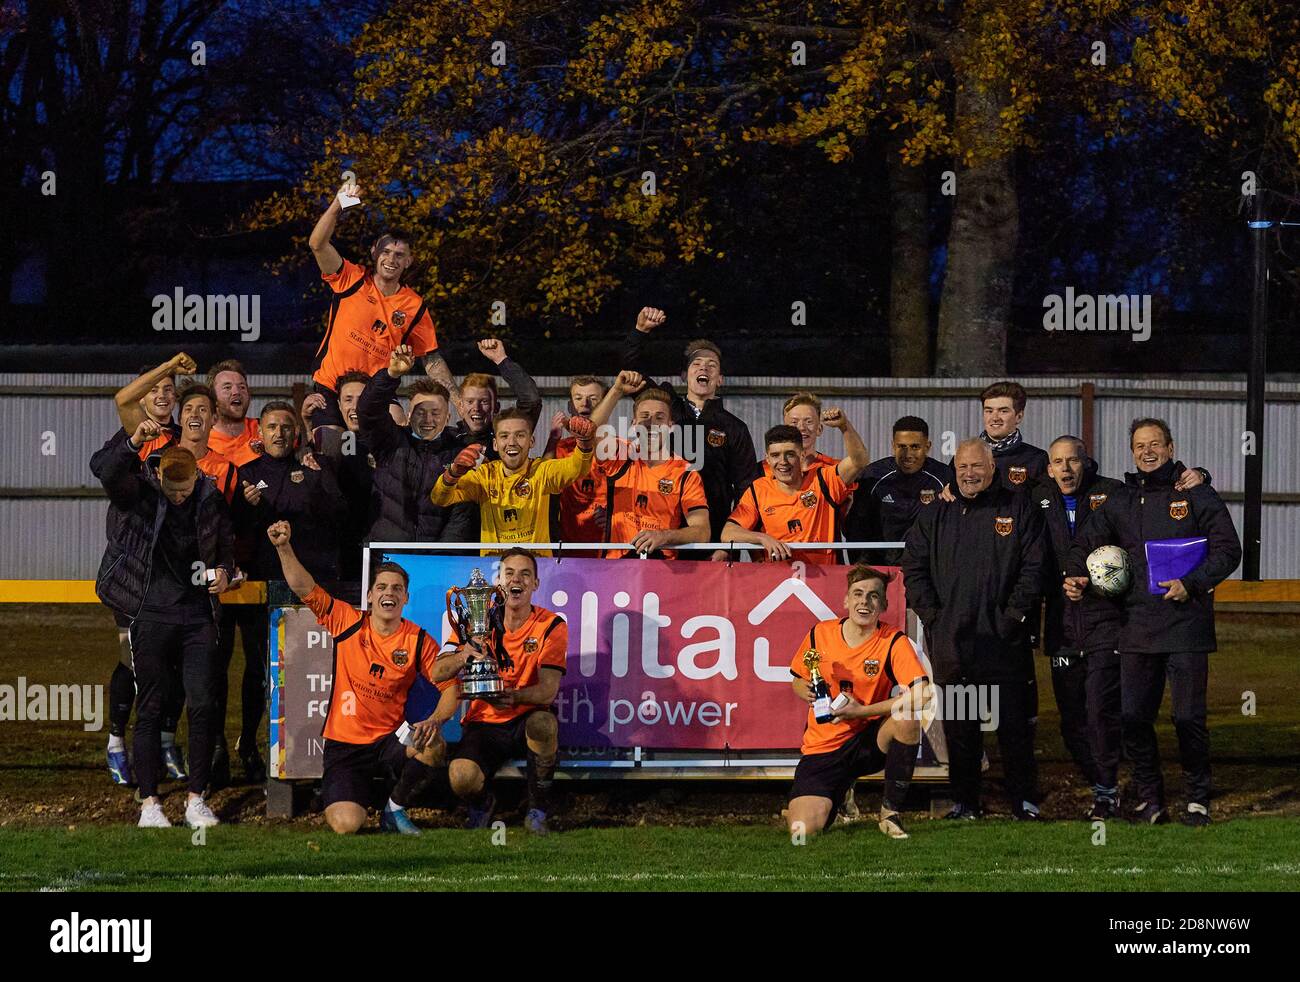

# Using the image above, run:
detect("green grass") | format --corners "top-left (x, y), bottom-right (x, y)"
top-left (3, 819), bottom-right (1299, 892)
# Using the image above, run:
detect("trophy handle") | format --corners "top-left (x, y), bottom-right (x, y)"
top-left (446, 586), bottom-right (469, 647)
top-left (486, 587), bottom-right (513, 670)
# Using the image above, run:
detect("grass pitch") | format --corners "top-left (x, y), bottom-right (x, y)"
top-left (0, 604), bottom-right (1298, 891)
top-left (2, 818), bottom-right (1298, 892)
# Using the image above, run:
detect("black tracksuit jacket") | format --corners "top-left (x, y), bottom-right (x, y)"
top-left (1066, 459), bottom-right (1242, 655)
top-left (233, 453), bottom-right (348, 582)
top-left (901, 483), bottom-right (1047, 684)
top-left (1032, 461), bottom-right (1126, 656)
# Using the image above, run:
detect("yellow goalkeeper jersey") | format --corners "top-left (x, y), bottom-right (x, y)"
top-left (429, 448), bottom-right (593, 555)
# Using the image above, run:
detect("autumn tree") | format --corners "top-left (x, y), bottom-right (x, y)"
top-left (258, 0), bottom-right (1299, 374)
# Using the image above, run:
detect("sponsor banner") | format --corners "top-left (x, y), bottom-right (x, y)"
top-left (269, 556), bottom-right (914, 777)
top-left (395, 554), bottom-right (908, 750)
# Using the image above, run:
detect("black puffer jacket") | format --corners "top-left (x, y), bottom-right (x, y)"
top-left (901, 483), bottom-right (1047, 684)
top-left (233, 453), bottom-right (348, 582)
top-left (1067, 460), bottom-right (1241, 655)
top-left (358, 369), bottom-right (478, 543)
top-left (1032, 460), bottom-right (1126, 655)
top-left (90, 435), bottom-right (234, 621)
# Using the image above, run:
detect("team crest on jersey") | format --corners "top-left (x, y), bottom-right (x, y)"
top-left (391, 309), bottom-right (407, 328)
top-left (1170, 499), bottom-right (1189, 520)
top-left (1089, 493), bottom-right (1108, 511)
top-left (392, 648), bottom-right (409, 667)
top-left (919, 489), bottom-right (935, 505)
top-left (800, 490), bottom-right (818, 508)
top-left (290, 470), bottom-right (305, 483)
top-left (1008, 466), bottom-right (1027, 485)
top-left (523, 638), bottom-right (539, 654)
top-left (514, 477), bottom-right (532, 498)
top-left (658, 478), bottom-right (674, 494)
top-left (995, 516), bottom-right (1014, 536)
top-left (863, 658), bottom-right (881, 679)
top-left (707, 428), bottom-right (726, 447)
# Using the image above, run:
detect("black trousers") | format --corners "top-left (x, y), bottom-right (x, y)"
top-left (942, 661), bottom-right (1038, 811)
top-left (1050, 648), bottom-right (1122, 790)
top-left (1121, 649), bottom-right (1210, 808)
top-left (130, 618), bottom-right (216, 797)
top-left (214, 604), bottom-right (269, 752)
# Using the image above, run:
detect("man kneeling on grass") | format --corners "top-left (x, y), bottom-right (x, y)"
top-left (449, 548), bottom-right (567, 835)
top-left (786, 564), bottom-right (931, 839)
top-left (268, 520), bottom-right (464, 834)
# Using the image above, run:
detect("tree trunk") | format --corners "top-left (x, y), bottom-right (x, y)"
top-left (887, 148), bottom-right (930, 376)
top-left (935, 74), bottom-right (1018, 377)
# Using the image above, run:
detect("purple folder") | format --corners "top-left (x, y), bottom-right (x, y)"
top-left (1145, 537), bottom-right (1208, 595)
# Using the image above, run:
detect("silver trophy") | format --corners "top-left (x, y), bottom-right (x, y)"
top-left (446, 568), bottom-right (511, 700)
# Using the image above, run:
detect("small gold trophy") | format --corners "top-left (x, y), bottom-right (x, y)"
top-left (804, 648), bottom-right (834, 724)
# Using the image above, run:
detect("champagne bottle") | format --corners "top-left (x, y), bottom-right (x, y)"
top-left (803, 648), bottom-right (833, 724)
top-left (812, 674), bottom-right (833, 724)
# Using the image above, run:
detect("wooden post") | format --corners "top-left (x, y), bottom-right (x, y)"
top-left (1081, 381), bottom-right (1096, 456)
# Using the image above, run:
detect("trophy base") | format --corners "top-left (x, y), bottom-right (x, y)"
top-left (459, 680), bottom-right (509, 700)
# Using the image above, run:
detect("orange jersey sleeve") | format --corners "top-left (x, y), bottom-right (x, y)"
top-left (302, 585), bottom-right (362, 637)
top-left (538, 617), bottom-right (568, 672)
top-left (322, 257), bottom-right (367, 294)
top-left (405, 306), bottom-right (437, 358)
top-left (821, 465), bottom-right (852, 507)
top-left (727, 482), bottom-right (761, 530)
top-left (680, 467), bottom-right (708, 514)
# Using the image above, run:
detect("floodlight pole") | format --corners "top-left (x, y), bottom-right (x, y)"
top-left (1244, 195), bottom-right (1269, 581)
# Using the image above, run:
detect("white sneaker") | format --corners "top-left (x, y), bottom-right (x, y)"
top-left (138, 800), bottom-right (172, 828)
top-left (185, 796), bottom-right (220, 829)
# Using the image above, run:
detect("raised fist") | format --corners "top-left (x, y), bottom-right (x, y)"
top-left (300, 392), bottom-right (327, 421)
top-left (267, 521), bottom-right (291, 547)
top-left (477, 338), bottom-right (508, 365)
top-left (449, 444), bottom-right (484, 479)
top-left (615, 370), bottom-right (646, 394)
top-left (131, 418), bottom-right (162, 448)
top-left (821, 408), bottom-right (847, 431)
top-left (565, 415), bottom-right (596, 442)
top-left (549, 410), bottom-right (567, 435)
top-left (635, 307), bottom-right (667, 334)
top-left (171, 352), bottom-right (197, 375)
top-left (389, 344), bottom-right (416, 378)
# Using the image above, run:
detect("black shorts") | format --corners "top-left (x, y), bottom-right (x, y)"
top-left (452, 711), bottom-right (539, 781)
top-left (789, 717), bottom-right (888, 820)
top-left (322, 733), bottom-right (407, 808)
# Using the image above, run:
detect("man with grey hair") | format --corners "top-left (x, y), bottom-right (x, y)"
top-left (902, 438), bottom-right (1047, 820)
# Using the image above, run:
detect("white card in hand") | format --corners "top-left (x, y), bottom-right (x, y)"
top-left (337, 187), bottom-right (361, 209)
top-left (395, 721), bottom-right (414, 747)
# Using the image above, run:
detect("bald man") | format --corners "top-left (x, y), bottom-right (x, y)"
top-left (901, 438), bottom-right (1047, 820)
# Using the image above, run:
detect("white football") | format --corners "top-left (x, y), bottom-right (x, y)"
top-left (1086, 544), bottom-right (1131, 597)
